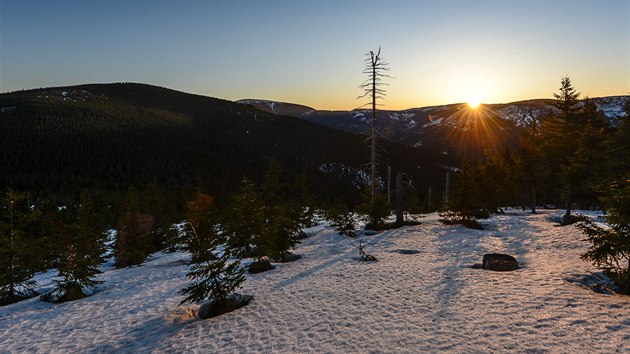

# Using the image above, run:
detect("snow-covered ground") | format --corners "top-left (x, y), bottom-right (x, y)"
top-left (1, 210), bottom-right (629, 353)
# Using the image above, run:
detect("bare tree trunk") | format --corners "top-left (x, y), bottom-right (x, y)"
top-left (359, 48), bottom-right (388, 207)
top-left (531, 184), bottom-right (537, 214)
top-left (444, 171), bottom-right (450, 207)
top-left (395, 172), bottom-right (403, 225)
top-left (564, 183), bottom-right (572, 217)
top-left (427, 185), bottom-right (432, 212)
top-left (370, 59), bottom-right (377, 204)
top-left (387, 164), bottom-right (391, 205)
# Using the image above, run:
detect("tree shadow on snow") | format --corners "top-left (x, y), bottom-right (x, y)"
top-left (432, 212), bottom-right (544, 316)
top-left (565, 272), bottom-right (621, 296)
top-left (272, 229), bottom-right (394, 290)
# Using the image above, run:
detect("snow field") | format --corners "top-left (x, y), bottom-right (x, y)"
top-left (1, 210), bottom-right (629, 353)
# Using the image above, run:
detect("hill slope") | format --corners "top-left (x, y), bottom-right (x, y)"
top-left (0, 83), bottom-right (442, 201)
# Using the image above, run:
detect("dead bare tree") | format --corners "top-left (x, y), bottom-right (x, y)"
top-left (358, 47), bottom-right (389, 205)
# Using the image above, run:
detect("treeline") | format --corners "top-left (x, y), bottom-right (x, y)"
top-left (447, 77), bottom-right (626, 220)
top-left (446, 77), bottom-right (630, 293)
top-left (0, 158), bottom-right (316, 306)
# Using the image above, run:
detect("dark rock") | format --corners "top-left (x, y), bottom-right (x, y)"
top-left (248, 258), bottom-right (275, 274)
top-left (198, 294), bottom-right (253, 319)
top-left (394, 249), bottom-right (421, 255)
top-left (482, 253), bottom-right (519, 271)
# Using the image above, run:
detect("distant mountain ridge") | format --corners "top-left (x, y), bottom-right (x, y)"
top-left (239, 96), bottom-right (629, 158)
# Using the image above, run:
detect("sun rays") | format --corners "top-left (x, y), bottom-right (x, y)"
top-left (437, 103), bottom-right (510, 159)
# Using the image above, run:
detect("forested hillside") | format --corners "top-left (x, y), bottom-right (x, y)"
top-left (0, 83), bottom-right (443, 204)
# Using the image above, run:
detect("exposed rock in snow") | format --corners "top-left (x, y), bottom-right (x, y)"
top-left (481, 253), bottom-right (519, 271)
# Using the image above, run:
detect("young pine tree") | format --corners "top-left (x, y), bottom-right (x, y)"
top-left (448, 162), bottom-right (487, 218)
top-left (0, 189), bottom-right (43, 305)
top-left (41, 192), bottom-right (105, 303)
top-left (289, 171), bottom-right (316, 231)
top-left (359, 191), bottom-right (390, 229)
top-left (178, 192), bottom-right (246, 311)
top-left (578, 179), bottom-right (630, 294)
top-left (142, 183), bottom-right (174, 253)
top-left (260, 160), bottom-right (302, 261)
top-left (224, 177), bottom-right (265, 258)
top-left (325, 202), bottom-right (357, 237)
top-left (114, 186), bottom-right (155, 268)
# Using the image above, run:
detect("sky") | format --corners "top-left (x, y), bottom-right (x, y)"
top-left (0, 0), bottom-right (628, 110)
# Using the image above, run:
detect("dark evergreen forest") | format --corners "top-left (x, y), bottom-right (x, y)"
top-left (0, 83), bottom-right (444, 208)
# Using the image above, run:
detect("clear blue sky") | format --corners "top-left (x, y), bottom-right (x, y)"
top-left (1, 0), bottom-right (628, 110)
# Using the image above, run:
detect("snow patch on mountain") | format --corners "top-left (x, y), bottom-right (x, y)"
top-left (423, 117), bottom-right (444, 128)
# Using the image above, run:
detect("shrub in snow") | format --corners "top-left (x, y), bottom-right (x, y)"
top-left (324, 204), bottom-right (357, 237)
top-left (0, 189), bottom-right (43, 306)
top-left (439, 210), bottom-right (484, 230)
top-left (178, 192), bottom-right (249, 318)
top-left (359, 192), bottom-right (390, 230)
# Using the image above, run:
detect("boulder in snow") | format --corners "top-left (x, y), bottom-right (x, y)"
top-left (482, 253), bottom-right (519, 271)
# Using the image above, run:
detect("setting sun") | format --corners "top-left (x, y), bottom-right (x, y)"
top-left (467, 98), bottom-right (481, 109)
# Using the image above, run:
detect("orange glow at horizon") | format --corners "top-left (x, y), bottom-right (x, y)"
top-left (467, 98), bottom-right (481, 109)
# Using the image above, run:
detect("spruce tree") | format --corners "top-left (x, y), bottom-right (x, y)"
top-left (0, 189), bottom-right (42, 305)
top-left (41, 192), bottom-right (105, 303)
top-left (447, 162), bottom-right (488, 220)
top-left (142, 183), bottom-right (174, 253)
top-left (260, 160), bottom-right (302, 261)
top-left (541, 76), bottom-right (585, 220)
top-left (578, 98), bottom-right (630, 293)
top-left (178, 192), bottom-right (245, 307)
top-left (289, 171), bottom-right (316, 231)
top-left (224, 178), bottom-right (265, 258)
top-left (578, 180), bottom-right (630, 294)
top-left (114, 186), bottom-right (155, 268)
